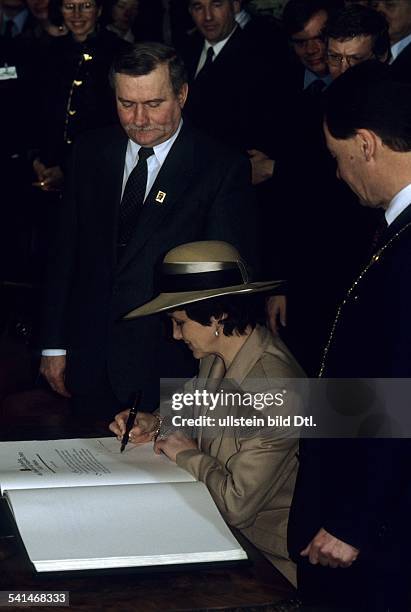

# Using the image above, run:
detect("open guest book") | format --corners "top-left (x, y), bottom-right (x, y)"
top-left (0, 437), bottom-right (247, 572)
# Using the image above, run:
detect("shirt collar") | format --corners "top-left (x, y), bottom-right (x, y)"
top-left (128, 119), bottom-right (183, 166)
top-left (4, 8), bottom-right (28, 34)
top-left (304, 69), bottom-right (332, 90)
top-left (385, 183), bottom-right (411, 226)
top-left (390, 32), bottom-right (411, 63)
top-left (204, 24), bottom-right (237, 57)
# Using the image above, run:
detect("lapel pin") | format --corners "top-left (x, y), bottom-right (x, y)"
top-left (155, 191), bottom-right (166, 204)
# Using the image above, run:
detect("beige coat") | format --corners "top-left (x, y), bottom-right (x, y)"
top-left (175, 325), bottom-right (305, 585)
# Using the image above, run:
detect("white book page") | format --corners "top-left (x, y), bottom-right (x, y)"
top-left (0, 438), bottom-right (195, 494)
top-left (6, 482), bottom-right (246, 571)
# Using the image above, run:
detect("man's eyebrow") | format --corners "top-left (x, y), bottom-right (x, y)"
top-left (117, 96), bottom-right (165, 104)
top-left (144, 98), bottom-right (165, 104)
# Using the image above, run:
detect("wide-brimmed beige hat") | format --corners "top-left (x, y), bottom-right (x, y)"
top-left (124, 241), bottom-right (283, 319)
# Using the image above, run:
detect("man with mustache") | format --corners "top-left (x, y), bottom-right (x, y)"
top-left (39, 42), bottom-right (257, 416)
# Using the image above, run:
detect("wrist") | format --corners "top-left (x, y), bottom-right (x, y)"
top-left (152, 415), bottom-right (164, 440)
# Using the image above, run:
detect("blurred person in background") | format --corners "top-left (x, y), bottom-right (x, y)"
top-left (325, 3), bottom-right (390, 80)
top-left (371, 0), bottom-right (411, 80)
top-left (32, 0), bottom-right (126, 192)
top-left (104, 0), bottom-right (138, 42)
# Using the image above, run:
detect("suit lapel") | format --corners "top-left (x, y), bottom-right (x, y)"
top-left (381, 202), bottom-right (411, 247)
top-left (187, 34), bottom-right (204, 80)
top-left (116, 123), bottom-right (196, 274)
top-left (100, 128), bottom-right (128, 261)
top-left (225, 326), bottom-right (268, 386)
top-left (210, 27), bottom-right (243, 71)
top-left (391, 40), bottom-right (411, 74)
top-left (196, 327), bottom-right (269, 452)
top-left (196, 355), bottom-right (226, 450)
top-left (188, 27), bottom-right (244, 82)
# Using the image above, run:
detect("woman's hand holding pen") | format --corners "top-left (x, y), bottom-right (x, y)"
top-left (109, 410), bottom-right (159, 444)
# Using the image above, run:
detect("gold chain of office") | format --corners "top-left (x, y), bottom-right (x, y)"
top-left (319, 220), bottom-right (411, 377)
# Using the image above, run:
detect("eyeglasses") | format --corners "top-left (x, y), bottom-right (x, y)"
top-left (327, 51), bottom-right (375, 67)
top-left (62, 2), bottom-right (96, 12)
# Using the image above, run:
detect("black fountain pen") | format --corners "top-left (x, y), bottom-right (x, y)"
top-left (120, 391), bottom-right (142, 453)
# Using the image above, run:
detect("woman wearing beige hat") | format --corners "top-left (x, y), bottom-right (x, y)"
top-left (109, 241), bottom-right (305, 585)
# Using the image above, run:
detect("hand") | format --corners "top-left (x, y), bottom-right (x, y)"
top-left (109, 410), bottom-right (159, 444)
top-left (247, 149), bottom-right (275, 185)
top-left (154, 432), bottom-right (197, 463)
top-left (33, 159), bottom-right (64, 191)
top-left (266, 295), bottom-right (287, 334)
top-left (40, 355), bottom-right (71, 398)
top-left (301, 528), bottom-right (360, 568)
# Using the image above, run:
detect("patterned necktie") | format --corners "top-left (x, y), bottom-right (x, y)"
top-left (117, 147), bottom-right (154, 247)
top-left (196, 46), bottom-right (214, 80)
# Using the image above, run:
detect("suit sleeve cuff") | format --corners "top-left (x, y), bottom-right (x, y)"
top-left (176, 448), bottom-right (204, 478)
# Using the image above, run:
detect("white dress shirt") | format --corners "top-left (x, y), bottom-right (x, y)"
top-left (194, 25), bottom-right (238, 77)
top-left (390, 32), bottom-right (411, 64)
top-left (122, 119), bottom-right (182, 199)
top-left (42, 121), bottom-right (183, 357)
top-left (385, 183), bottom-right (411, 226)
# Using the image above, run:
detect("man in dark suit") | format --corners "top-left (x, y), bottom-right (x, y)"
top-left (282, 0), bottom-right (339, 94)
top-left (288, 61), bottom-right (411, 611)
top-left (248, 0), bottom-right (341, 187)
top-left (39, 42), bottom-right (257, 416)
top-left (0, 0), bottom-right (40, 280)
top-left (264, 2), bottom-right (381, 376)
top-left (182, 0), bottom-right (271, 152)
top-left (372, 0), bottom-right (411, 81)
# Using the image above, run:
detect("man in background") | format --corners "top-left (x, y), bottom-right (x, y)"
top-left (325, 3), bottom-right (390, 80)
top-left (289, 60), bottom-right (411, 611)
top-left (372, 0), bottom-right (411, 80)
top-left (282, 0), bottom-right (338, 93)
top-left (183, 0), bottom-right (288, 157)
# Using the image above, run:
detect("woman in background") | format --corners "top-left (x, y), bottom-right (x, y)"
top-left (33, 0), bottom-right (126, 191)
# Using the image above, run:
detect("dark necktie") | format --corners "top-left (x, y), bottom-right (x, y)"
top-left (117, 147), bottom-right (154, 247)
top-left (306, 79), bottom-right (326, 98)
top-left (370, 213), bottom-right (388, 254)
top-left (196, 46), bottom-right (214, 80)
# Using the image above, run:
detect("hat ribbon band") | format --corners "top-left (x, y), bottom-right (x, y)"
top-left (159, 267), bottom-right (246, 293)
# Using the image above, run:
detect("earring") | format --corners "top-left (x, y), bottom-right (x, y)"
top-left (215, 329), bottom-right (219, 337)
